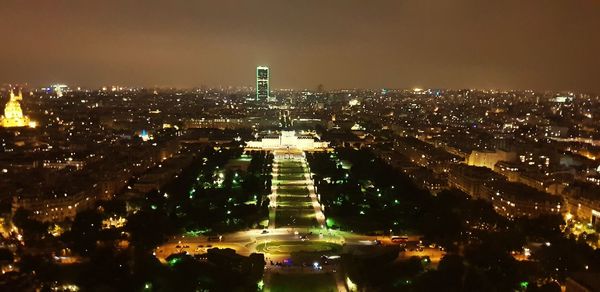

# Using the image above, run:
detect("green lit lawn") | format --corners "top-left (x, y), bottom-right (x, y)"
top-left (276, 208), bottom-right (317, 227)
top-left (278, 188), bottom-right (309, 196)
top-left (276, 201), bottom-right (313, 207)
top-left (277, 174), bottom-right (307, 180)
top-left (277, 168), bottom-right (303, 172)
top-left (273, 157), bottom-right (318, 228)
top-left (277, 195), bottom-right (311, 202)
top-left (257, 241), bottom-right (341, 254)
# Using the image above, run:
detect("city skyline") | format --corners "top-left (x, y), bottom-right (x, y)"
top-left (1, 1), bottom-right (600, 291)
top-left (1, 1), bottom-right (600, 91)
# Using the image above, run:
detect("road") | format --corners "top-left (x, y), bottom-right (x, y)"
top-left (155, 226), bottom-right (437, 270)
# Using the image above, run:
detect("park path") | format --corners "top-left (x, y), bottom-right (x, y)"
top-left (269, 150), bottom-right (325, 229)
top-left (265, 150), bottom-right (345, 291)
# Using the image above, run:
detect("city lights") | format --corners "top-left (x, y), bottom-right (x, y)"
top-left (1, 2), bottom-right (599, 290)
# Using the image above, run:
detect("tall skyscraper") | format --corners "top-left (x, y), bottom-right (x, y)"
top-left (256, 66), bottom-right (270, 101)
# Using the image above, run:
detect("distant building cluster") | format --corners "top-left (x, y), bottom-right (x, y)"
top-left (0, 72), bottom-right (599, 260)
top-left (447, 164), bottom-right (562, 218)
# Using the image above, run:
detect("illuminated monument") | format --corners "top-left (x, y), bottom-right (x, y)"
top-left (1, 90), bottom-right (36, 128)
top-left (245, 131), bottom-right (329, 151)
top-left (256, 66), bottom-right (270, 101)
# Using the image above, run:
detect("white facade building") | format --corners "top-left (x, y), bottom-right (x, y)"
top-left (245, 131), bottom-right (329, 151)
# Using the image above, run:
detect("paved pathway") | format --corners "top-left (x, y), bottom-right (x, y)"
top-left (270, 151), bottom-right (325, 229)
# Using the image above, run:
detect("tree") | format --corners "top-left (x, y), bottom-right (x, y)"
top-left (437, 254), bottom-right (466, 290)
top-left (126, 210), bottom-right (174, 251)
top-left (0, 248), bottom-right (14, 263)
top-left (62, 209), bottom-right (102, 255)
top-left (12, 208), bottom-right (49, 243)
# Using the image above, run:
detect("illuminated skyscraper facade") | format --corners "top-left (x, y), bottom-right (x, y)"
top-left (256, 66), bottom-right (269, 101)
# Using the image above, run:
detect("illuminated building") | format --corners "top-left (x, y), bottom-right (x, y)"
top-left (185, 118), bottom-right (249, 130)
top-left (448, 164), bottom-right (563, 218)
top-left (256, 66), bottom-right (270, 101)
top-left (486, 181), bottom-right (563, 218)
top-left (245, 130), bottom-right (329, 151)
top-left (0, 90), bottom-right (36, 128)
top-left (52, 84), bottom-right (68, 98)
top-left (563, 182), bottom-right (600, 226)
top-left (140, 129), bottom-right (151, 141)
top-left (466, 149), bottom-right (516, 169)
top-left (12, 192), bottom-right (95, 222)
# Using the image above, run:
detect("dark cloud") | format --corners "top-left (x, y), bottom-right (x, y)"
top-left (1, 0), bottom-right (599, 91)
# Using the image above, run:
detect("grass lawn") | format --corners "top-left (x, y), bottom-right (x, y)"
top-left (275, 182), bottom-right (309, 187)
top-left (277, 195), bottom-right (311, 203)
top-left (276, 201), bottom-right (313, 207)
top-left (257, 241), bottom-right (342, 254)
top-left (278, 188), bottom-right (309, 196)
top-left (273, 156), bottom-right (319, 228)
top-left (278, 166), bottom-right (305, 171)
top-left (276, 208), bottom-right (317, 227)
top-left (277, 174), bottom-right (307, 180)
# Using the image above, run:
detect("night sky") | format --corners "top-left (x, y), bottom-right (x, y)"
top-left (2, 0), bottom-right (599, 91)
